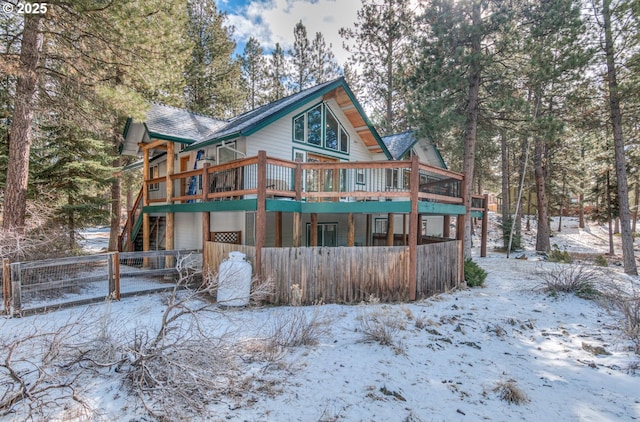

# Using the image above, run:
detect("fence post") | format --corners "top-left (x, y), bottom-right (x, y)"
top-left (10, 263), bottom-right (21, 315)
top-left (112, 252), bottom-right (121, 300)
top-left (3, 258), bottom-right (10, 315)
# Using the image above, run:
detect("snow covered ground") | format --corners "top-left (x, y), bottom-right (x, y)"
top-left (2, 216), bottom-right (640, 421)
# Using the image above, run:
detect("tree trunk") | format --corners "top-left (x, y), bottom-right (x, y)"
top-left (531, 86), bottom-right (550, 253)
top-left (607, 171), bottom-right (614, 255)
top-left (633, 180), bottom-right (639, 233)
top-left (603, 0), bottom-right (637, 274)
top-left (501, 129), bottom-right (510, 249)
top-left (108, 133), bottom-right (122, 251)
top-left (462, 1), bottom-right (482, 259)
top-left (3, 14), bottom-right (44, 233)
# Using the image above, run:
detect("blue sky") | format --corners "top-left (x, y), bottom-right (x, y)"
top-left (216, 0), bottom-right (362, 64)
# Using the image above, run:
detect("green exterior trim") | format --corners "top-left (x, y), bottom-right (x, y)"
top-left (302, 200), bottom-right (410, 214)
top-left (143, 200), bottom-right (257, 214)
top-left (142, 199), bottom-right (469, 216)
top-left (147, 131), bottom-right (195, 145)
top-left (266, 199), bottom-right (301, 212)
top-left (471, 211), bottom-right (484, 218)
top-left (418, 202), bottom-right (466, 215)
top-left (183, 132), bottom-right (241, 151)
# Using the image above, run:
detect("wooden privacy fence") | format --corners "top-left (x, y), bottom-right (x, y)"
top-left (3, 250), bottom-right (199, 316)
top-left (204, 240), bottom-right (462, 305)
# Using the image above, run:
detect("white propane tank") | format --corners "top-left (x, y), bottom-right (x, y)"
top-left (216, 251), bottom-right (252, 306)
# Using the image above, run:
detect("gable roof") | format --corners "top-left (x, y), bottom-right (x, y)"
top-left (145, 104), bottom-right (226, 143)
top-left (381, 130), bottom-right (447, 168)
top-left (122, 78), bottom-right (392, 159)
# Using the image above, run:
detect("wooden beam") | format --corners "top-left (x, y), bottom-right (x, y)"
top-left (142, 148), bottom-right (150, 266)
top-left (139, 139), bottom-right (168, 150)
top-left (275, 211), bottom-right (282, 247)
top-left (403, 214), bottom-right (407, 246)
top-left (408, 155), bottom-right (419, 301)
top-left (347, 213), bottom-right (355, 246)
top-left (165, 142), bottom-right (175, 268)
top-left (481, 193), bottom-right (488, 258)
top-left (255, 151), bottom-right (267, 278)
top-left (417, 214), bottom-right (423, 245)
top-left (366, 214), bottom-right (371, 246)
top-left (293, 162), bottom-right (302, 247)
top-left (310, 213), bottom-right (318, 246)
top-left (443, 215), bottom-right (451, 238)
top-left (201, 163), bottom-right (211, 250)
top-left (386, 213), bottom-right (394, 246)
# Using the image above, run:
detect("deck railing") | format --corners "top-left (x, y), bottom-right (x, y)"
top-left (142, 153), bottom-right (465, 205)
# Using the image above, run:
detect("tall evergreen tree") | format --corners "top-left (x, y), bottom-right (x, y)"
top-left (289, 20), bottom-right (312, 92)
top-left (340, 0), bottom-right (414, 135)
top-left (309, 32), bottom-right (340, 84)
top-left (184, 0), bottom-right (243, 117)
top-left (240, 37), bottom-right (267, 110)
top-left (266, 42), bottom-right (287, 101)
top-left (2, 1), bottom-right (190, 246)
top-left (597, 0), bottom-right (638, 274)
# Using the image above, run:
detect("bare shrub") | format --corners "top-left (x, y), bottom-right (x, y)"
top-left (536, 263), bottom-right (601, 299)
top-left (266, 306), bottom-right (332, 350)
top-left (601, 281), bottom-right (640, 354)
top-left (0, 315), bottom-right (94, 420)
top-left (358, 305), bottom-right (407, 353)
top-left (492, 380), bottom-right (529, 405)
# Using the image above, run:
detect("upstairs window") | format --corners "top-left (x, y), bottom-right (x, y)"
top-left (293, 103), bottom-right (349, 153)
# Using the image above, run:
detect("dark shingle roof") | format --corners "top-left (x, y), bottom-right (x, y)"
top-left (381, 131), bottom-right (418, 160)
top-left (186, 78), bottom-right (342, 149)
top-left (145, 104), bottom-right (227, 143)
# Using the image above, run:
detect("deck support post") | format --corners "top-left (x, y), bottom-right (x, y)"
top-left (275, 211), bottom-right (283, 247)
top-left (366, 214), bottom-right (372, 246)
top-left (142, 148), bottom-right (150, 267)
top-left (443, 215), bottom-right (451, 238)
top-left (310, 213), bottom-right (318, 246)
top-left (408, 155), bottom-right (419, 301)
top-left (481, 194), bottom-right (488, 257)
top-left (293, 161), bottom-right (302, 247)
top-left (386, 213), bottom-right (394, 246)
top-left (456, 214), bottom-right (466, 283)
top-left (255, 151), bottom-right (267, 278)
top-left (201, 162), bottom-right (210, 249)
top-left (165, 142), bottom-right (175, 268)
top-left (348, 213), bottom-right (355, 246)
top-left (417, 214), bottom-right (423, 245)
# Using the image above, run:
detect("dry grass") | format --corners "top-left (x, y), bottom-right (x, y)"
top-left (266, 306), bottom-right (333, 350)
top-left (492, 380), bottom-right (529, 405)
top-left (357, 305), bottom-right (407, 354)
top-left (536, 263), bottom-right (601, 299)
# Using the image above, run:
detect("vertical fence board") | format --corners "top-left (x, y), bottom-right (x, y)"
top-left (3, 258), bottom-right (10, 314)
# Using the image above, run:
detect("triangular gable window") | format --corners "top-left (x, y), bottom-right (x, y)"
top-left (293, 103), bottom-right (349, 154)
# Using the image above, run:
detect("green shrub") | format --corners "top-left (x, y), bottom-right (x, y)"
top-left (464, 258), bottom-right (487, 287)
top-left (548, 244), bottom-right (572, 263)
top-left (594, 255), bottom-right (608, 267)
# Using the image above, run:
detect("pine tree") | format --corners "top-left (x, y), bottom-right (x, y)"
top-left (597, 0), bottom-right (638, 274)
top-left (240, 37), bottom-right (267, 110)
top-left (184, 0), bottom-right (243, 117)
top-left (3, 1), bottom-right (190, 246)
top-left (340, 0), bottom-right (414, 135)
top-left (266, 42), bottom-right (287, 101)
top-left (309, 32), bottom-right (340, 84)
top-left (289, 20), bottom-right (312, 92)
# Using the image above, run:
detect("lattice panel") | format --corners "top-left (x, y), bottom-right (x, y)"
top-left (212, 231), bottom-right (242, 245)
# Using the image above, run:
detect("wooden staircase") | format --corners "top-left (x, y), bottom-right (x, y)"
top-left (119, 189), bottom-right (166, 251)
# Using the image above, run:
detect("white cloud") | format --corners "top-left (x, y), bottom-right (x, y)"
top-left (225, 0), bottom-right (362, 65)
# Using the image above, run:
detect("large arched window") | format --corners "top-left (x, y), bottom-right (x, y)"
top-left (293, 103), bottom-right (349, 154)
